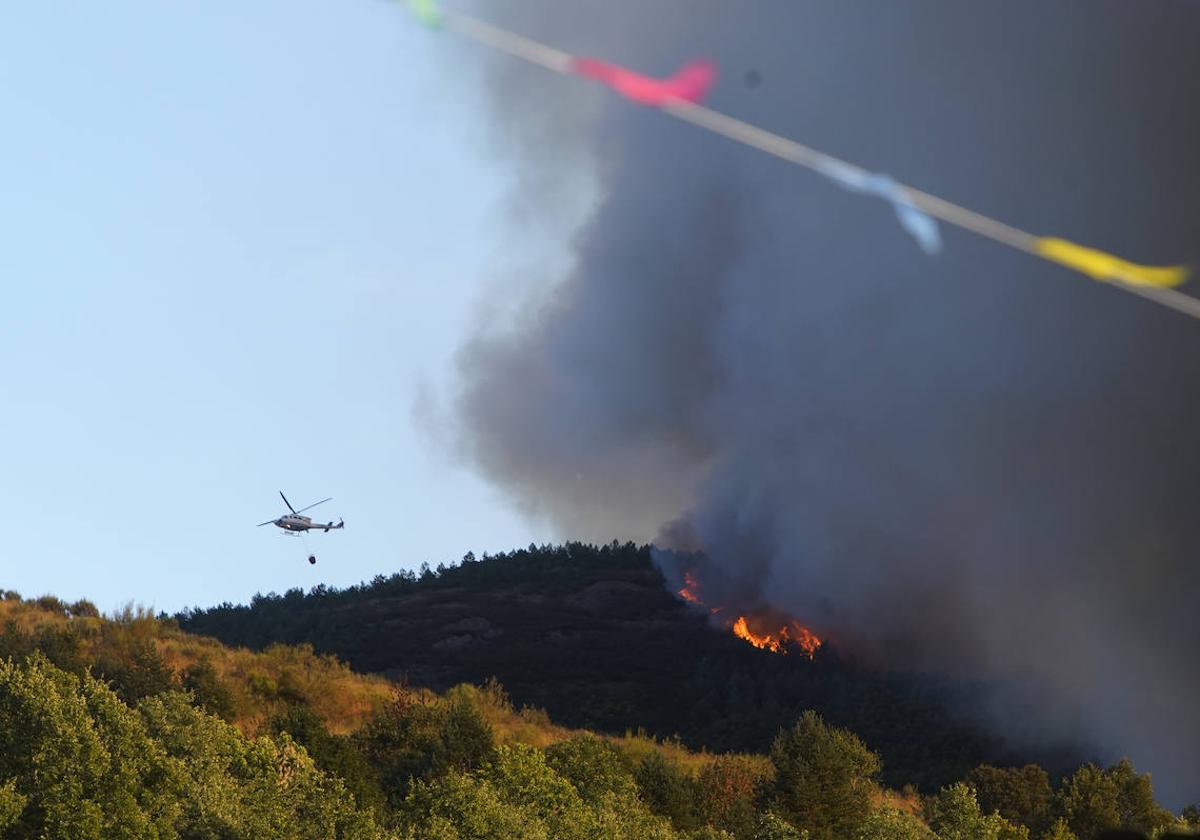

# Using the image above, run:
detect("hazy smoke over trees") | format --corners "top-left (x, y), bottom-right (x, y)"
top-left (451, 0), bottom-right (1200, 806)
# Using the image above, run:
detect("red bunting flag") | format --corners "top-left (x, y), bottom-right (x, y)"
top-left (570, 57), bottom-right (717, 106)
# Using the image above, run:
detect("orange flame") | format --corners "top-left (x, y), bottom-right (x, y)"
top-left (731, 616), bottom-right (821, 659)
top-left (677, 572), bottom-right (703, 605)
top-left (676, 569), bottom-right (822, 659)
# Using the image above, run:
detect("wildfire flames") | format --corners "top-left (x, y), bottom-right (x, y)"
top-left (677, 572), bottom-right (703, 604)
top-left (675, 569), bottom-right (822, 659)
top-left (731, 616), bottom-right (822, 658)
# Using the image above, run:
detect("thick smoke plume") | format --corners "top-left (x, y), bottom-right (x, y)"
top-left (453, 0), bottom-right (1200, 806)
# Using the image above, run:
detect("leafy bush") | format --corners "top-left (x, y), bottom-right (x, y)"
top-left (181, 658), bottom-right (236, 721)
top-left (478, 743), bottom-right (589, 838)
top-left (856, 806), bottom-right (933, 840)
top-left (69, 600), bottom-right (101, 619)
top-left (34, 595), bottom-right (68, 615)
top-left (402, 770), bottom-right (537, 840)
top-left (546, 734), bottom-right (638, 804)
top-left (267, 703), bottom-right (386, 817)
top-left (636, 751), bottom-right (700, 831)
top-left (752, 810), bottom-right (810, 839)
top-left (358, 683), bottom-right (496, 807)
top-left (697, 754), bottom-right (773, 839)
top-left (440, 685), bottom-right (498, 773)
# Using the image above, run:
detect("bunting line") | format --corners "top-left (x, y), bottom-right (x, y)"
top-left (412, 4), bottom-right (1199, 321)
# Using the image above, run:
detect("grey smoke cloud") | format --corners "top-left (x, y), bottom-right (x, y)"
top-left (452, 0), bottom-right (1200, 807)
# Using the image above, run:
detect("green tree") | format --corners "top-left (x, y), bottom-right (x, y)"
top-left (69, 599), bottom-right (101, 618)
top-left (439, 686), bottom-right (497, 772)
top-left (856, 806), bottom-right (934, 840)
top-left (1182, 804), bottom-right (1200, 828)
top-left (1039, 818), bottom-right (1077, 840)
top-left (753, 810), bottom-right (810, 839)
top-left (635, 751), bottom-right (700, 831)
top-left (34, 624), bottom-right (89, 675)
top-left (768, 711), bottom-right (881, 840)
top-left (0, 620), bottom-right (35, 662)
top-left (969, 764), bottom-right (1053, 834)
top-left (925, 783), bottom-right (1029, 840)
top-left (1056, 760), bottom-right (1173, 839)
top-left (689, 829), bottom-right (736, 840)
top-left (697, 755), bottom-right (771, 839)
top-left (402, 771), bottom-right (541, 840)
top-left (0, 779), bottom-right (27, 831)
top-left (590, 788), bottom-right (680, 840)
top-left (140, 690), bottom-right (385, 839)
top-left (478, 744), bottom-right (591, 840)
top-left (400, 744), bottom-right (680, 840)
top-left (358, 683), bottom-right (496, 807)
top-left (0, 654), bottom-right (182, 838)
top-left (267, 704), bottom-right (387, 818)
top-left (545, 734), bottom-right (638, 805)
top-left (181, 658), bottom-right (237, 721)
top-left (93, 637), bottom-right (177, 704)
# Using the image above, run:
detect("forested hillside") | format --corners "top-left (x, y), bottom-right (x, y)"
top-left (179, 542), bottom-right (1028, 791)
top-left (0, 590), bottom-right (1195, 838)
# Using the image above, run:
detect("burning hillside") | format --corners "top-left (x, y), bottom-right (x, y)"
top-left (676, 567), bottom-right (822, 659)
top-left (732, 615), bottom-right (822, 658)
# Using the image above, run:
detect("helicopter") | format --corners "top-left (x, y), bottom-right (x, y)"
top-left (258, 492), bottom-right (344, 565)
top-left (256, 492), bottom-right (345, 530)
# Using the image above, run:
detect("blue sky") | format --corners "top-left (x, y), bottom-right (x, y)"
top-left (0, 1), bottom-right (576, 613)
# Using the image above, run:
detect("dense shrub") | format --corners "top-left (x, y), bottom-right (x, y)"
top-left (635, 751), bottom-right (700, 831)
top-left (69, 599), bottom-right (101, 619)
top-left (357, 683), bottom-right (496, 807)
top-left (698, 754), bottom-right (773, 838)
top-left (856, 806), bottom-right (934, 840)
top-left (93, 637), bottom-right (178, 704)
top-left (181, 657), bottom-right (237, 721)
top-left (545, 734), bottom-right (639, 804)
top-left (267, 703), bottom-right (386, 817)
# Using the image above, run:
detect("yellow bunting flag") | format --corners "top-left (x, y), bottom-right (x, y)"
top-left (1036, 238), bottom-right (1188, 288)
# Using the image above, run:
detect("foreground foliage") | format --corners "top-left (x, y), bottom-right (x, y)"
top-left (0, 576), bottom-right (1194, 839)
top-left (0, 655), bottom-right (384, 839)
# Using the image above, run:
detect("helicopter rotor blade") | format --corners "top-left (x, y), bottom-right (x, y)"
top-left (279, 491), bottom-right (297, 514)
top-left (294, 497), bottom-right (332, 514)
top-left (257, 519), bottom-right (277, 527)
